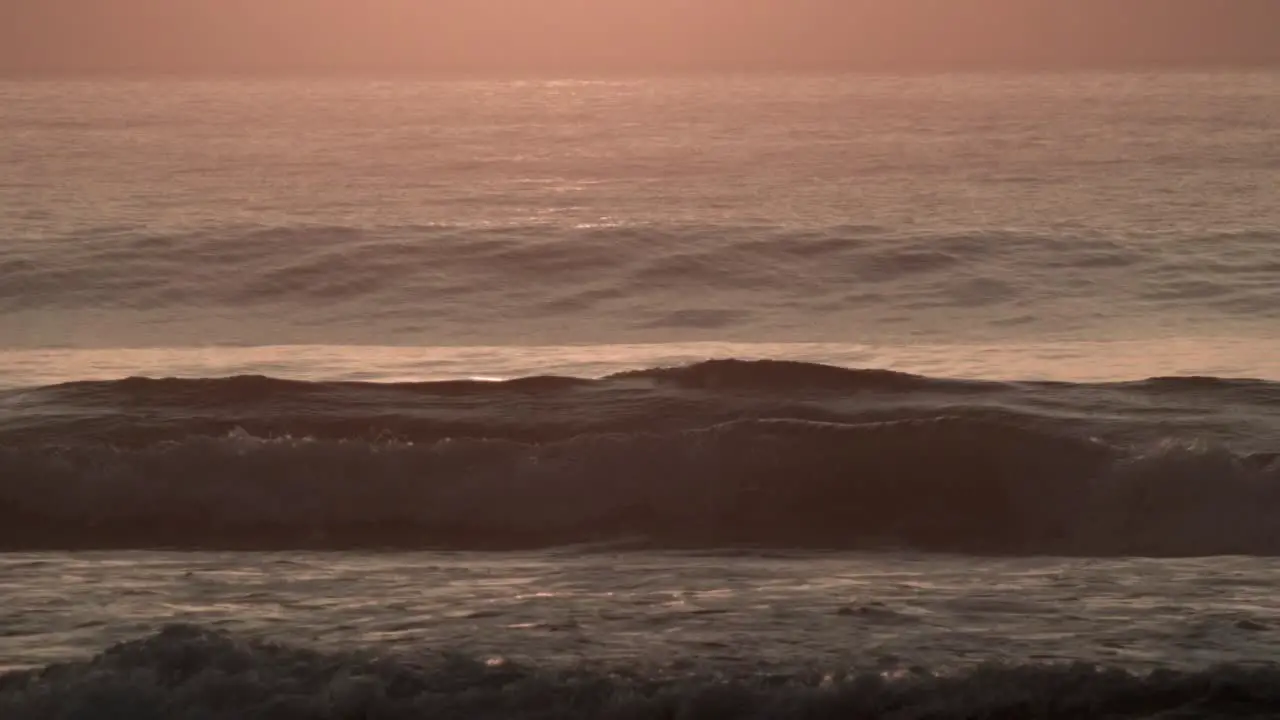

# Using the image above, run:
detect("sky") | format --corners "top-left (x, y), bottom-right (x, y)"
top-left (3, 0), bottom-right (1280, 75)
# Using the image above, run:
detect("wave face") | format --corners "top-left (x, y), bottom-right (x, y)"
top-left (3, 359), bottom-right (1280, 556)
top-left (4, 624), bottom-right (1280, 720)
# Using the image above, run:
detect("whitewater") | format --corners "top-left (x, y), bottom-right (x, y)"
top-left (2, 73), bottom-right (1280, 718)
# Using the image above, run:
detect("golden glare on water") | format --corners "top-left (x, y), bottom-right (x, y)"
top-left (3, 339), bottom-right (1280, 389)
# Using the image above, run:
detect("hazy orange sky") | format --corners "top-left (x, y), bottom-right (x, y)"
top-left (3, 0), bottom-right (1280, 75)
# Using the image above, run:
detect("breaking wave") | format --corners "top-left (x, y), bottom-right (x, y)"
top-left (3, 359), bottom-right (1280, 555)
top-left (4, 624), bottom-right (1280, 719)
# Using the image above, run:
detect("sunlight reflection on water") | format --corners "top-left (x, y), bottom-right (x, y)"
top-left (2, 338), bottom-right (1279, 389)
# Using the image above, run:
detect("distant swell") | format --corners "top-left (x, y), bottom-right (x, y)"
top-left (5, 225), bottom-right (1278, 316)
top-left (5, 224), bottom-right (1278, 349)
top-left (5, 624), bottom-right (1280, 720)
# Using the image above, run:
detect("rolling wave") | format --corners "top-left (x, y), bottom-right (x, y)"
top-left (2, 360), bottom-right (1280, 555)
top-left (6, 224), bottom-right (1277, 308)
top-left (3, 224), bottom-right (1278, 346)
top-left (3, 624), bottom-right (1280, 719)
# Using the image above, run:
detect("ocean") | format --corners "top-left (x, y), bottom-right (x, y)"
top-left (2, 73), bottom-right (1280, 717)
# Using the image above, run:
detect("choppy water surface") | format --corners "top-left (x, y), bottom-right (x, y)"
top-left (6, 551), bottom-right (1280, 718)
top-left (9, 551), bottom-right (1280, 673)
